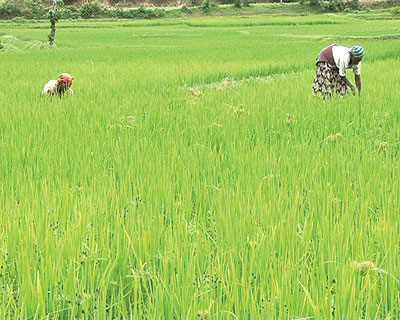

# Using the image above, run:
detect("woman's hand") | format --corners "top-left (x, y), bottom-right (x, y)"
top-left (350, 85), bottom-right (356, 95)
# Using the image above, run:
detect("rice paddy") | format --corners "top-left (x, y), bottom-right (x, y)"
top-left (0, 10), bottom-right (400, 319)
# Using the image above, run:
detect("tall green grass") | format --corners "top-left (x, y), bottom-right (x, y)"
top-left (0, 12), bottom-right (399, 319)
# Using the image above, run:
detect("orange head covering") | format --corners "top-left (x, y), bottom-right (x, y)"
top-left (57, 73), bottom-right (75, 86)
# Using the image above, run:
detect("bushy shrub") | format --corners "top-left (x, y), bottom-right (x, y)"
top-left (180, 5), bottom-right (192, 14)
top-left (349, 0), bottom-right (360, 10)
top-left (62, 0), bottom-right (79, 5)
top-left (24, 0), bottom-right (47, 19)
top-left (0, 0), bottom-right (24, 19)
top-left (234, 0), bottom-right (242, 8)
top-left (11, 16), bottom-right (26, 22)
top-left (121, 8), bottom-right (137, 18)
top-left (189, 0), bottom-right (202, 5)
top-left (59, 5), bottom-right (79, 19)
top-left (309, 0), bottom-right (322, 6)
top-left (202, 0), bottom-right (210, 10)
top-left (306, 0), bottom-right (360, 12)
top-left (107, 0), bottom-right (120, 5)
top-left (136, 6), bottom-right (165, 18)
top-left (114, 7), bottom-right (125, 18)
top-left (103, 8), bottom-right (117, 18)
top-left (324, 0), bottom-right (346, 11)
top-left (113, 6), bottom-right (165, 19)
top-left (155, 7), bottom-right (166, 17)
top-left (80, 1), bottom-right (103, 19)
top-left (390, 6), bottom-right (400, 14)
top-left (385, 0), bottom-right (399, 6)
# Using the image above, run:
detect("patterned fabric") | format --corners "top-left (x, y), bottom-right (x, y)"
top-left (312, 62), bottom-right (348, 97)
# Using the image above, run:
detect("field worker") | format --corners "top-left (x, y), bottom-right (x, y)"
top-left (312, 44), bottom-right (364, 97)
top-left (42, 73), bottom-right (75, 97)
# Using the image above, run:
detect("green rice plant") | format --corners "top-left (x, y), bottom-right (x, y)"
top-left (0, 10), bottom-right (400, 319)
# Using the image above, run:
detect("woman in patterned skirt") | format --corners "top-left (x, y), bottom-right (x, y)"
top-left (312, 44), bottom-right (364, 97)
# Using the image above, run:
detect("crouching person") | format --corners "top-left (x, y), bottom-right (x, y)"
top-left (312, 44), bottom-right (364, 97)
top-left (42, 73), bottom-right (75, 97)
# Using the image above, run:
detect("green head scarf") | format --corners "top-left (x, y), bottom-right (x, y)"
top-left (350, 45), bottom-right (364, 59)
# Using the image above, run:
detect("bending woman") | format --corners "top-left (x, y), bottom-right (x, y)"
top-left (312, 44), bottom-right (364, 97)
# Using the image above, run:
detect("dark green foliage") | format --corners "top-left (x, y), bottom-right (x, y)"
top-left (24, 0), bottom-right (46, 19)
top-left (202, 0), bottom-right (211, 11)
top-left (48, 8), bottom-right (59, 25)
top-left (62, 0), bottom-right (79, 5)
top-left (181, 5), bottom-right (193, 14)
top-left (243, 0), bottom-right (250, 7)
top-left (11, 15), bottom-right (25, 22)
top-left (306, 0), bottom-right (360, 12)
top-left (0, 0), bottom-right (24, 19)
top-left (0, 0), bottom-right (395, 20)
top-left (385, 0), bottom-right (400, 6)
top-left (324, 0), bottom-right (346, 11)
top-left (80, 1), bottom-right (103, 19)
top-left (309, 0), bottom-right (322, 6)
top-left (113, 6), bottom-right (165, 19)
top-left (391, 6), bottom-right (400, 14)
top-left (136, 6), bottom-right (165, 18)
top-left (326, 0), bottom-right (360, 11)
top-left (189, 0), bottom-right (202, 5)
top-left (58, 5), bottom-right (79, 19)
top-left (350, 0), bottom-right (360, 10)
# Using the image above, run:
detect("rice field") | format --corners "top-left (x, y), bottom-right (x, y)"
top-left (0, 10), bottom-right (400, 319)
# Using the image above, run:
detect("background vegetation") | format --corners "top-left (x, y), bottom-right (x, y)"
top-left (0, 0), bottom-right (399, 20)
top-left (1, 9), bottom-right (400, 319)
